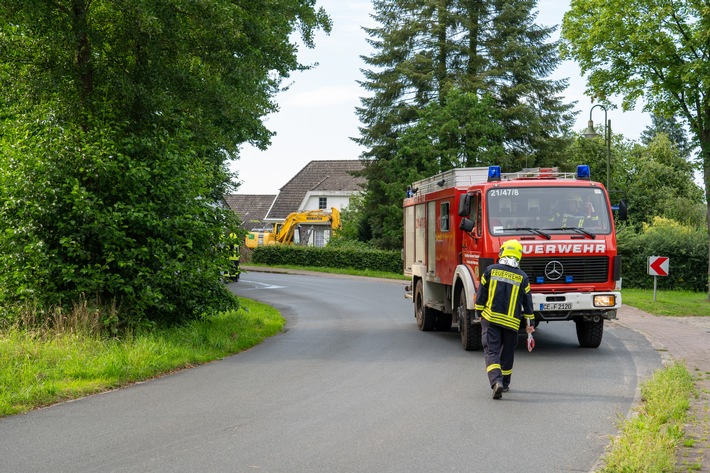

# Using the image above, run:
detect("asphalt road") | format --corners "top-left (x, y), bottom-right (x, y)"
top-left (0, 272), bottom-right (661, 473)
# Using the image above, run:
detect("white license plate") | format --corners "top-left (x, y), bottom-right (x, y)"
top-left (540, 303), bottom-right (572, 311)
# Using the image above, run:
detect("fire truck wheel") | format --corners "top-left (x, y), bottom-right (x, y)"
top-left (414, 280), bottom-right (436, 331)
top-left (457, 290), bottom-right (482, 351)
top-left (575, 319), bottom-right (604, 348)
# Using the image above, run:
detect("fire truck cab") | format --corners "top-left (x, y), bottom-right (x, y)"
top-left (403, 165), bottom-right (622, 350)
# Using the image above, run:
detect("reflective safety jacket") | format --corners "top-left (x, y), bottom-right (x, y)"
top-left (228, 233), bottom-right (240, 262)
top-left (474, 263), bottom-right (534, 331)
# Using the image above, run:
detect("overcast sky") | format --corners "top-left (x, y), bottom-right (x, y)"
top-left (232, 0), bottom-right (650, 194)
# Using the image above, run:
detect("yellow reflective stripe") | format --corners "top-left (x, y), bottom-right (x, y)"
top-left (488, 279), bottom-right (497, 312)
top-left (501, 369), bottom-right (512, 375)
top-left (487, 364), bottom-right (501, 373)
top-left (508, 284), bottom-right (519, 318)
top-left (482, 311), bottom-right (521, 331)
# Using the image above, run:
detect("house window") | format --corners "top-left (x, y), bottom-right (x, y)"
top-left (318, 197), bottom-right (327, 209)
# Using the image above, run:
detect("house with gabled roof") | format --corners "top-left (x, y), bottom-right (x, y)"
top-left (264, 160), bottom-right (365, 222)
top-left (225, 160), bottom-right (365, 246)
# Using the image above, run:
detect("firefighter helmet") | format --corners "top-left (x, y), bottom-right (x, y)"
top-left (499, 239), bottom-right (523, 261)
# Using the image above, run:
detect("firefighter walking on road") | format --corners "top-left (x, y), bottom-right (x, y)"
top-left (474, 239), bottom-right (535, 399)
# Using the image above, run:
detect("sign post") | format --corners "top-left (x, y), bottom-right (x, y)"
top-left (647, 256), bottom-right (669, 302)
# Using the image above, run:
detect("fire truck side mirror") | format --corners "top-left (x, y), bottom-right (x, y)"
top-left (458, 194), bottom-right (471, 217)
top-left (618, 199), bottom-right (628, 221)
top-left (459, 218), bottom-right (475, 233)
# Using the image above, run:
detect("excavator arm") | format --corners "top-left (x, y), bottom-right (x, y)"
top-left (274, 207), bottom-right (341, 244)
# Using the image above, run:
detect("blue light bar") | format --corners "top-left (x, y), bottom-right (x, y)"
top-left (536, 276), bottom-right (545, 284)
top-left (488, 165), bottom-right (501, 182)
top-left (576, 165), bottom-right (591, 180)
top-left (565, 275), bottom-right (574, 283)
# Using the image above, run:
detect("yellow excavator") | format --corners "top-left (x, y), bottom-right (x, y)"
top-left (245, 207), bottom-right (341, 249)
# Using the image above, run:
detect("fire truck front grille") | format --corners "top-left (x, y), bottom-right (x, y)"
top-left (520, 256), bottom-right (609, 284)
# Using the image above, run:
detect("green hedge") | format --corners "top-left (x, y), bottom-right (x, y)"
top-left (251, 245), bottom-right (402, 274)
top-left (617, 217), bottom-right (708, 292)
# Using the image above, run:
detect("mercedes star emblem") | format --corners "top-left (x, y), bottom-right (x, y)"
top-left (545, 260), bottom-right (564, 280)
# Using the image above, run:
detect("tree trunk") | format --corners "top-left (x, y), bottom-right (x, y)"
top-left (702, 128), bottom-right (710, 300)
top-left (71, 1), bottom-right (93, 105)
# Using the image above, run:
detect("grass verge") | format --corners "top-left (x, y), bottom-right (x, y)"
top-left (621, 288), bottom-right (710, 317)
top-left (0, 298), bottom-right (284, 417)
top-left (599, 363), bottom-right (696, 473)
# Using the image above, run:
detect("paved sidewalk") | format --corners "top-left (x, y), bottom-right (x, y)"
top-left (612, 305), bottom-right (710, 472)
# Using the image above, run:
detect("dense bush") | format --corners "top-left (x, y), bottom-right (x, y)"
top-left (617, 217), bottom-right (708, 292)
top-left (251, 245), bottom-right (402, 274)
top-left (0, 117), bottom-right (240, 327)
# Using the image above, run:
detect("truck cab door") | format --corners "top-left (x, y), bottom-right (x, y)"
top-left (461, 191), bottom-right (482, 249)
top-left (460, 191), bottom-right (483, 282)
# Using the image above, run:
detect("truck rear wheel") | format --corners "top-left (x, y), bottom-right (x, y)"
top-left (576, 319), bottom-right (604, 348)
top-left (457, 289), bottom-right (482, 351)
top-left (415, 280), bottom-right (436, 331)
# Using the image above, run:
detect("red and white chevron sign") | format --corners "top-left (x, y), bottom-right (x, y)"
top-left (648, 256), bottom-right (669, 277)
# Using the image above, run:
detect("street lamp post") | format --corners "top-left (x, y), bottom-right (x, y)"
top-left (582, 105), bottom-right (611, 190)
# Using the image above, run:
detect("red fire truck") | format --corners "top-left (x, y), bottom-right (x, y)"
top-left (403, 165), bottom-right (624, 350)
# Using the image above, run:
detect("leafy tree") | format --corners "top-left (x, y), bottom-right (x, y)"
top-left (640, 114), bottom-right (696, 161)
top-left (356, 0), bottom-right (574, 250)
top-left (398, 89), bottom-right (506, 171)
top-left (563, 130), bottom-right (625, 198)
top-left (619, 134), bottom-right (704, 228)
top-left (561, 0), bottom-right (710, 294)
top-left (0, 1), bottom-right (331, 325)
top-left (565, 131), bottom-right (704, 229)
top-left (327, 194), bottom-right (372, 248)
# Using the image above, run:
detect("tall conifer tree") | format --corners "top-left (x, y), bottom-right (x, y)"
top-left (355, 0), bottom-right (574, 249)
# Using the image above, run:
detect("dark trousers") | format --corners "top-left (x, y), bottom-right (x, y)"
top-left (481, 318), bottom-right (518, 389)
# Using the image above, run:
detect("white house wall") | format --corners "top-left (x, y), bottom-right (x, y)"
top-left (299, 191), bottom-right (358, 212)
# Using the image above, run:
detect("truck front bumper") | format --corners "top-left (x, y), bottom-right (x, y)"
top-left (532, 291), bottom-right (621, 321)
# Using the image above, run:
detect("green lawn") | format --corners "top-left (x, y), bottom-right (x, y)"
top-left (621, 288), bottom-right (710, 317)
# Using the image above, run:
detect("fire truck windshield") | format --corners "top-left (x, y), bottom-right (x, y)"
top-left (486, 186), bottom-right (612, 236)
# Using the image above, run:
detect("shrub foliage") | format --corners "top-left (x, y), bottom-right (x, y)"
top-left (252, 245), bottom-right (402, 274)
top-left (617, 217), bottom-right (708, 292)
